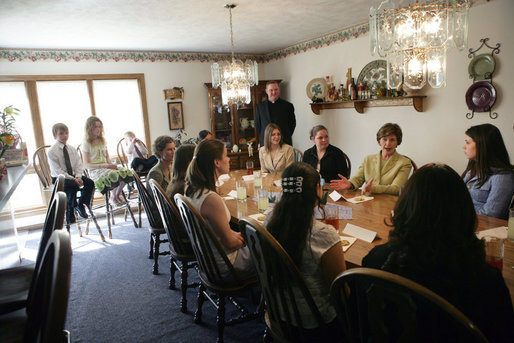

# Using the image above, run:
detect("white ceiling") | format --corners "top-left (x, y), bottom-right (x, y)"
top-left (0, 0), bottom-right (372, 54)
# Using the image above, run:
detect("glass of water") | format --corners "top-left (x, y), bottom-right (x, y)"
top-left (254, 171), bottom-right (262, 189)
top-left (257, 189), bottom-right (269, 213)
top-left (236, 180), bottom-right (247, 202)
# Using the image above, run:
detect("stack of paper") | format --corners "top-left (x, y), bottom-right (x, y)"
top-left (342, 223), bottom-right (377, 243)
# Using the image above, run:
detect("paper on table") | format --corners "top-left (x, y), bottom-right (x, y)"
top-left (340, 236), bottom-right (357, 252)
top-left (329, 190), bottom-right (342, 202)
top-left (225, 190), bottom-right (238, 200)
top-left (248, 213), bottom-right (267, 223)
top-left (476, 226), bottom-right (508, 240)
top-left (273, 179), bottom-right (281, 187)
top-left (242, 174), bottom-right (254, 182)
top-left (342, 195), bottom-right (374, 204)
top-left (342, 223), bottom-right (377, 243)
top-left (216, 180), bottom-right (224, 187)
top-left (219, 174), bottom-right (230, 181)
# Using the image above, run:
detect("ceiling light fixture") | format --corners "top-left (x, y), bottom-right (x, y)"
top-left (211, 4), bottom-right (258, 106)
top-left (370, 0), bottom-right (470, 89)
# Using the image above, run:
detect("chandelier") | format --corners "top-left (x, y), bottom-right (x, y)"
top-left (211, 4), bottom-right (258, 106)
top-left (370, 0), bottom-right (470, 89)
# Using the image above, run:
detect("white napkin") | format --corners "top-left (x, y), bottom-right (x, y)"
top-left (343, 195), bottom-right (374, 204)
top-left (476, 226), bottom-right (508, 240)
top-left (329, 190), bottom-right (342, 202)
top-left (342, 223), bottom-right (377, 243)
top-left (242, 174), bottom-right (254, 182)
top-left (340, 236), bottom-right (357, 252)
top-left (219, 174), bottom-right (230, 181)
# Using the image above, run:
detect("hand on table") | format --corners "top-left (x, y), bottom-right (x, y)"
top-left (362, 177), bottom-right (374, 195)
top-left (329, 174), bottom-right (352, 191)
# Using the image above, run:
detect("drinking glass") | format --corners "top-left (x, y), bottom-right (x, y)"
top-left (257, 189), bottom-right (269, 213)
top-left (236, 181), bottom-right (247, 202)
top-left (508, 208), bottom-right (514, 242)
top-left (325, 205), bottom-right (339, 232)
top-left (246, 160), bottom-right (254, 175)
top-left (254, 170), bottom-right (262, 189)
top-left (484, 236), bottom-right (504, 271)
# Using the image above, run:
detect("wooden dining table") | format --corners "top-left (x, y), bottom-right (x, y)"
top-left (218, 170), bottom-right (514, 304)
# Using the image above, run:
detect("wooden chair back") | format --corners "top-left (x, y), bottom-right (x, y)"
top-left (33, 145), bottom-right (53, 189)
top-left (330, 267), bottom-right (488, 343)
top-left (174, 194), bottom-right (244, 288)
top-left (149, 179), bottom-right (194, 260)
top-left (293, 147), bottom-right (303, 162)
top-left (117, 137), bottom-right (149, 168)
top-left (25, 229), bottom-right (72, 343)
top-left (131, 171), bottom-right (163, 229)
top-left (403, 155), bottom-right (418, 172)
top-left (343, 152), bottom-right (351, 177)
top-left (76, 145), bottom-right (90, 178)
top-left (239, 217), bottom-right (327, 341)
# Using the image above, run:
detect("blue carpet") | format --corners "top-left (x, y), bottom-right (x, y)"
top-left (60, 215), bottom-right (265, 343)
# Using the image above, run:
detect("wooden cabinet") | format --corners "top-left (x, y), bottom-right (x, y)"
top-left (205, 80), bottom-right (280, 170)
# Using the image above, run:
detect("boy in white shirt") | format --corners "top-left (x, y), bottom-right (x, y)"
top-left (48, 123), bottom-right (94, 223)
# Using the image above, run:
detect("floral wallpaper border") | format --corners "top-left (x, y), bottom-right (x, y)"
top-left (0, 22), bottom-right (368, 63)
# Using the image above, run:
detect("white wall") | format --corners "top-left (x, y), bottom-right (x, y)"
top-left (263, 0), bottom-right (513, 174)
top-left (0, 0), bottom-right (512, 174)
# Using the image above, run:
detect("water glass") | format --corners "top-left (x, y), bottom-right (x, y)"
top-left (254, 170), bottom-right (262, 189)
top-left (257, 189), bottom-right (269, 213)
top-left (325, 205), bottom-right (339, 232)
top-left (236, 180), bottom-right (247, 202)
top-left (246, 160), bottom-right (254, 175)
top-left (484, 236), bottom-right (504, 271)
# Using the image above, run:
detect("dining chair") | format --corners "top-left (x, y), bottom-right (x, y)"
top-left (33, 145), bottom-right (103, 239)
top-left (0, 229), bottom-right (73, 343)
top-left (330, 267), bottom-right (488, 343)
top-left (343, 151), bottom-right (352, 178)
top-left (404, 155), bottom-right (418, 172)
top-left (174, 194), bottom-right (262, 343)
top-left (0, 191), bottom-right (66, 316)
top-left (293, 147), bottom-right (303, 162)
top-left (132, 171), bottom-right (170, 275)
top-left (77, 145), bottom-right (138, 239)
top-left (117, 137), bottom-right (144, 227)
top-left (239, 217), bottom-right (329, 343)
top-left (149, 179), bottom-right (198, 312)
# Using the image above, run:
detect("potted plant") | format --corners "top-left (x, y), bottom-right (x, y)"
top-left (0, 105), bottom-right (21, 178)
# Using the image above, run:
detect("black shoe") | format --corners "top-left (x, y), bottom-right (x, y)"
top-left (68, 211), bottom-right (76, 224)
top-left (76, 204), bottom-right (89, 219)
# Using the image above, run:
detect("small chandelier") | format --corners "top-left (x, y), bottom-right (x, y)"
top-left (370, 0), bottom-right (470, 89)
top-left (211, 4), bottom-right (258, 106)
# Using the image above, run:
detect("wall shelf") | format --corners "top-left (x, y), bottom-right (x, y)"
top-left (310, 95), bottom-right (426, 114)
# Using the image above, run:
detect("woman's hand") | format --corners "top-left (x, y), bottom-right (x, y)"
top-left (329, 174), bottom-right (351, 191)
top-left (362, 177), bottom-right (374, 195)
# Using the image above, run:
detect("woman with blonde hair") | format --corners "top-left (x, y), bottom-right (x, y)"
top-left (259, 123), bottom-right (294, 175)
top-left (82, 116), bottom-right (132, 206)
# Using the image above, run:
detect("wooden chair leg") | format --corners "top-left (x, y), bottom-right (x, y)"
top-left (169, 258), bottom-right (176, 290)
top-left (180, 262), bottom-right (188, 313)
top-left (86, 205), bottom-right (105, 242)
top-left (194, 284), bottom-right (205, 324)
top-left (152, 233), bottom-right (160, 275)
top-left (149, 235), bottom-right (154, 259)
top-left (76, 221), bottom-right (82, 237)
top-left (104, 193), bottom-right (112, 239)
top-left (120, 191), bottom-right (138, 228)
top-left (217, 295), bottom-right (226, 343)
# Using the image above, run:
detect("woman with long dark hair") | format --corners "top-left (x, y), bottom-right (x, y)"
top-left (462, 123), bottom-right (514, 219)
top-left (266, 162), bottom-right (346, 340)
top-left (363, 163), bottom-right (513, 342)
top-left (184, 139), bottom-right (254, 278)
top-left (166, 144), bottom-right (195, 199)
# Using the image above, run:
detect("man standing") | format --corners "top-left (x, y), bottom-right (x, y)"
top-left (255, 81), bottom-right (296, 147)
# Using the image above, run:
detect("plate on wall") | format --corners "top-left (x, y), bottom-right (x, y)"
top-left (357, 59), bottom-right (387, 87)
top-left (306, 78), bottom-right (328, 100)
top-left (468, 53), bottom-right (495, 80)
top-left (465, 81), bottom-right (496, 112)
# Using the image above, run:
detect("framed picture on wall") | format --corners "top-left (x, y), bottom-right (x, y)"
top-left (167, 102), bottom-right (184, 130)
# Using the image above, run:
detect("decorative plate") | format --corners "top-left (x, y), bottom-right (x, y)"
top-left (468, 53), bottom-right (495, 80)
top-left (465, 81), bottom-right (496, 112)
top-left (306, 78), bottom-right (328, 100)
top-left (357, 59), bottom-right (387, 87)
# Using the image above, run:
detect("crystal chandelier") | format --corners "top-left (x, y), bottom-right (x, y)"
top-left (211, 4), bottom-right (258, 106)
top-left (370, 0), bottom-right (470, 89)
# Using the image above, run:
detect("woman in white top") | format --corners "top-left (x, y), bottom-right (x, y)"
top-left (265, 162), bottom-right (346, 341)
top-left (184, 139), bottom-right (255, 279)
top-left (259, 123), bottom-right (294, 175)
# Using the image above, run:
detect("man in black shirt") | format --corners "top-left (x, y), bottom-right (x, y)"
top-left (255, 81), bottom-right (296, 147)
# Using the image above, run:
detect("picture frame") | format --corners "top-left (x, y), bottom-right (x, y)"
top-left (167, 102), bottom-right (184, 130)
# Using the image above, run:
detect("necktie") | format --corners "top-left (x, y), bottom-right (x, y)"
top-left (63, 145), bottom-right (73, 176)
